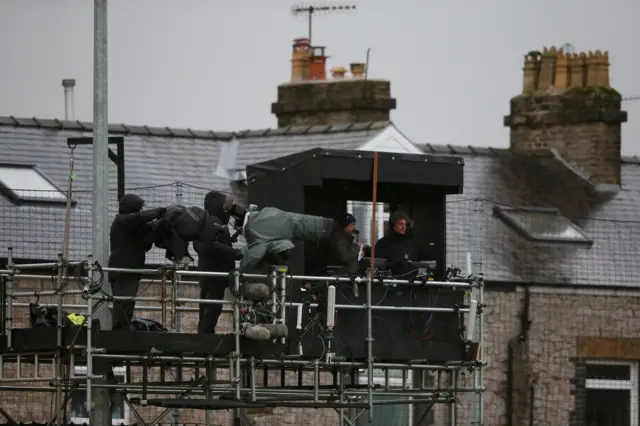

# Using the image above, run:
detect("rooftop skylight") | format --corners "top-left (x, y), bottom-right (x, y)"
top-left (493, 206), bottom-right (592, 244)
top-left (0, 165), bottom-right (67, 204)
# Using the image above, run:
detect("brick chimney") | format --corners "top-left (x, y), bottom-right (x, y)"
top-left (271, 38), bottom-right (397, 128)
top-left (505, 46), bottom-right (627, 189)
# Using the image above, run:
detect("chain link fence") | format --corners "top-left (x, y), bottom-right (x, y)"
top-left (1, 183), bottom-right (639, 425)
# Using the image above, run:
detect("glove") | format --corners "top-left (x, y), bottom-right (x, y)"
top-left (156, 207), bottom-right (167, 217)
top-left (234, 249), bottom-right (243, 260)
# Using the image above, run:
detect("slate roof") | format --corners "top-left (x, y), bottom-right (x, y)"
top-left (1, 116), bottom-right (639, 288)
top-left (0, 117), bottom-right (387, 265)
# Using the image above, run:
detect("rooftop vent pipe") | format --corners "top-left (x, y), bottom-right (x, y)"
top-left (62, 79), bottom-right (76, 121)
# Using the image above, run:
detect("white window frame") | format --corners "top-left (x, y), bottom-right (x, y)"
top-left (70, 365), bottom-right (131, 426)
top-left (0, 164), bottom-right (67, 202)
top-left (357, 369), bottom-right (414, 426)
top-left (584, 360), bottom-right (638, 426)
top-left (346, 201), bottom-right (390, 247)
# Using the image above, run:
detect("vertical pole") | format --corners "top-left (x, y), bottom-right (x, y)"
top-left (367, 152), bottom-right (379, 422)
top-left (171, 265), bottom-right (182, 425)
top-left (249, 357), bottom-right (257, 402)
top-left (86, 257), bottom-right (94, 426)
top-left (172, 181), bottom-right (183, 426)
top-left (449, 370), bottom-right (457, 426)
top-left (54, 253), bottom-right (64, 426)
top-left (308, 7), bottom-right (313, 45)
top-left (5, 248), bottom-right (13, 349)
top-left (338, 369), bottom-right (345, 426)
top-left (92, 0), bottom-right (112, 425)
top-left (233, 270), bottom-right (242, 423)
top-left (470, 199), bottom-right (485, 425)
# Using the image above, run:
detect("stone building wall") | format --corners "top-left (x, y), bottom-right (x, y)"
top-left (471, 285), bottom-right (640, 426)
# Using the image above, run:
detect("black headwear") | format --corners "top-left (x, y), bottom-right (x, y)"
top-left (204, 190), bottom-right (232, 223)
top-left (118, 194), bottom-right (145, 214)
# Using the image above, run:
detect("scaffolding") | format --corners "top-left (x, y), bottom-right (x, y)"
top-left (0, 246), bottom-right (485, 426)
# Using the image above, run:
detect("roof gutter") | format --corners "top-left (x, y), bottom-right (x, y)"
top-left (484, 278), bottom-right (640, 292)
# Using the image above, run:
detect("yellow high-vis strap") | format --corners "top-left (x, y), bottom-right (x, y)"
top-left (66, 313), bottom-right (87, 327)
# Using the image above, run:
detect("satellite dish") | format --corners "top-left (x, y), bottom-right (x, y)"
top-left (560, 43), bottom-right (575, 54)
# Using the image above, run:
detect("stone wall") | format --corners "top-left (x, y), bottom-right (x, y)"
top-left (271, 79), bottom-right (396, 128)
top-left (476, 285), bottom-right (640, 426)
top-left (505, 92), bottom-right (627, 186)
top-left (4, 277), bottom-right (639, 425)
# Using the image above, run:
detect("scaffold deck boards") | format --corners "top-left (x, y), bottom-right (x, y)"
top-left (0, 327), bottom-right (284, 357)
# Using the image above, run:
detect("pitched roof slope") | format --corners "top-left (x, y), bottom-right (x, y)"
top-left (433, 145), bottom-right (640, 287)
top-left (2, 116), bottom-right (640, 288)
top-left (0, 117), bottom-right (389, 264)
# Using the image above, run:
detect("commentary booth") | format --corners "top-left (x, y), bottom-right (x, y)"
top-left (246, 148), bottom-right (466, 363)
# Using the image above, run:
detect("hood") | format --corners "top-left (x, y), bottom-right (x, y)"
top-left (387, 210), bottom-right (412, 237)
top-left (204, 190), bottom-right (232, 222)
top-left (118, 194), bottom-right (145, 214)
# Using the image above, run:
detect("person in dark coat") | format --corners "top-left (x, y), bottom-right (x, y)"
top-left (374, 210), bottom-right (413, 276)
top-left (151, 204), bottom-right (208, 264)
top-left (108, 194), bottom-right (165, 330)
top-left (194, 190), bottom-right (242, 334)
top-left (328, 213), bottom-right (361, 274)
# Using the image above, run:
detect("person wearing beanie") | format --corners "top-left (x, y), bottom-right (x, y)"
top-left (328, 212), bottom-right (361, 274)
top-left (108, 193), bottom-right (166, 330)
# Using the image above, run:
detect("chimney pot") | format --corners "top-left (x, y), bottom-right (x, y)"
top-left (350, 62), bottom-right (366, 78)
top-left (309, 46), bottom-right (328, 80)
top-left (291, 38), bottom-right (312, 81)
top-left (330, 66), bottom-right (347, 79)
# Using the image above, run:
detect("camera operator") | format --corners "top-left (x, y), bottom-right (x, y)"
top-left (328, 213), bottom-right (361, 274)
top-left (108, 194), bottom-right (166, 330)
top-left (194, 190), bottom-right (243, 334)
top-left (374, 210), bottom-right (413, 276)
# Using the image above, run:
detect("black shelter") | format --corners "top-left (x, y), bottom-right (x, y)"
top-left (246, 148), bottom-right (467, 362)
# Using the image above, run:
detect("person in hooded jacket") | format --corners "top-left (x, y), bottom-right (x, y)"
top-left (374, 210), bottom-right (414, 276)
top-left (194, 190), bottom-right (242, 334)
top-left (150, 204), bottom-right (207, 264)
top-left (328, 213), bottom-right (361, 274)
top-left (108, 194), bottom-right (166, 330)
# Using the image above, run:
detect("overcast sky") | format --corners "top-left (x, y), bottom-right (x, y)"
top-left (1, 0), bottom-right (638, 154)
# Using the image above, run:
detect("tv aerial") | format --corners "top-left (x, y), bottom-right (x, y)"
top-left (291, 3), bottom-right (357, 45)
top-left (560, 42), bottom-right (576, 54)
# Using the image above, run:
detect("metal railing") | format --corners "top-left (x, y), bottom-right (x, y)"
top-left (0, 247), bottom-right (485, 426)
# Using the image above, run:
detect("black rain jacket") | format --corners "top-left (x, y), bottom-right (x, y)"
top-left (374, 210), bottom-right (413, 275)
top-left (108, 194), bottom-right (163, 281)
top-left (194, 191), bottom-right (237, 274)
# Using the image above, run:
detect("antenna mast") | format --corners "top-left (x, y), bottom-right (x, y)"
top-left (291, 3), bottom-right (356, 45)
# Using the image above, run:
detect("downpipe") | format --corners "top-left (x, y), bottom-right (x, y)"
top-left (507, 335), bottom-right (524, 426)
top-left (528, 378), bottom-right (537, 426)
top-left (507, 287), bottom-right (531, 426)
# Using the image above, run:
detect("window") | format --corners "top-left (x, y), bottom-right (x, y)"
top-left (493, 206), bottom-right (592, 244)
top-left (70, 365), bottom-right (130, 425)
top-left (346, 200), bottom-right (390, 247)
top-left (585, 360), bottom-right (638, 426)
top-left (356, 369), bottom-right (414, 426)
top-left (0, 164), bottom-right (67, 203)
